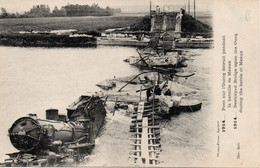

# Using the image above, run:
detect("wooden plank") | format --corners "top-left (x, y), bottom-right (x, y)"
top-left (131, 113), bottom-right (152, 118)
top-left (148, 144), bottom-right (161, 147)
top-left (130, 137), bottom-right (159, 140)
top-left (129, 138), bottom-right (142, 140)
top-left (129, 156), bottom-right (159, 161)
top-left (133, 132), bottom-right (155, 135)
top-left (68, 143), bottom-right (94, 149)
top-left (130, 144), bottom-right (142, 146)
top-left (112, 97), bottom-right (118, 116)
top-left (139, 86), bottom-right (142, 101)
top-left (137, 102), bottom-right (144, 112)
top-left (137, 102), bottom-right (144, 120)
top-left (130, 150), bottom-right (142, 152)
top-left (103, 95), bottom-right (108, 105)
top-left (149, 150), bottom-right (161, 152)
top-left (132, 108), bottom-right (160, 114)
top-left (135, 125), bottom-right (160, 129)
top-left (143, 107), bottom-right (160, 112)
top-left (141, 117), bottom-right (149, 165)
top-left (136, 101), bottom-right (144, 159)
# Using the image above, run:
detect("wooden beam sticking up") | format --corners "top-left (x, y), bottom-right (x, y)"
top-left (194, 0), bottom-right (196, 18)
top-left (112, 97), bottom-right (118, 116)
top-left (141, 117), bottom-right (149, 165)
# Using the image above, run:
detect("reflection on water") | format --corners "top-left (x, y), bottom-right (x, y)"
top-left (0, 46), bottom-right (214, 166)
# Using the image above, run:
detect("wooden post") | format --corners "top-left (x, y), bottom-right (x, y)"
top-left (152, 75), bottom-right (156, 126)
top-left (194, 0), bottom-right (196, 18)
top-left (103, 95), bottom-right (108, 105)
top-left (141, 117), bottom-right (149, 165)
top-left (150, 1), bottom-right (152, 17)
top-left (188, 0), bottom-right (190, 15)
top-left (113, 97), bottom-right (118, 116)
top-left (157, 72), bottom-right (160, 84)
top-left (139, 86), bottom-right (142, 101)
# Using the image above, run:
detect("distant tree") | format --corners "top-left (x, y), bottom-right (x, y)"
top-left (59, 7), bottom-right (66, 16)
top-left (52, 6), bottom-right (66, 17)
top-left (1, 7), bottom-right (7, 14)
top-left (26, 4), bottom-right (51, 17)
top-left (63, 4), bottom-right (116, 16)
top-left (52, 6), bottom-right (59, 15)
top-left (0, 3), bottom-right (120, 19)
top-left (0, 7), bottom-right (8, 18)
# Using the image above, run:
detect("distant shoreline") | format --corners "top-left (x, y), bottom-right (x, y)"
top-left (0, 15), bottom-right (143, 48)
top-left (0, 15), bottom-right (143, 34)
top-left (0, 13), bottom-right (212, 48)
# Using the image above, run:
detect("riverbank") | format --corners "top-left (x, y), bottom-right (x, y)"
top-left (0, 15), bottom-right (143, 47)
top-left (97, 36), bottom-right (149, 47)
top-left (0, 12), bottom-right (213, 48)
top-left (0, 16), bottom-right (143, 34)
top-left (0, 33), bottom-right (97, 47)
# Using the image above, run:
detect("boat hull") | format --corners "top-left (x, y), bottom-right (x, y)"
top-left (169, 102), bottom-right (202, 115)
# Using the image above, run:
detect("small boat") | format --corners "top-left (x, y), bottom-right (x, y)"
top-left (169, 98), bottom-right (202, 115)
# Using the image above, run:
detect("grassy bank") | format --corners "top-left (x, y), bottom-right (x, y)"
top-left (0, 15), bottom-right (143, 34)
top-left (0, 33), bottom-right (97, 47)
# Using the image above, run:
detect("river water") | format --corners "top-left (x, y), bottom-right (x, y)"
top-left (0, 46), bottom-right (214, 166)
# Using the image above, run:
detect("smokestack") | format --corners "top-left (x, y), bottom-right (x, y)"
top-left (150, 1), bottom-right (151, 16)
top-left (188, 0), bottom-right (190, 15)
top-left (46, 109), bottom-right (59, 120)
top-left (194, 0), bottom-right (196, 18)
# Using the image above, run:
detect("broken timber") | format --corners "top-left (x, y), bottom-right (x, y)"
top-left (129, 100), bottom-right (161, 166)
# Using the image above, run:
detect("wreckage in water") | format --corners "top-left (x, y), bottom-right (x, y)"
top-left (125, 49), bottom-right (186, 71)
top-left (96, 72), bottom-right (202, 118)
top-left (124, 32), bottom-right (186, 72)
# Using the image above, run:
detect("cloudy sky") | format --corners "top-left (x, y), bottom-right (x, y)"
top-left (0, 0), bottom-right (212, 13)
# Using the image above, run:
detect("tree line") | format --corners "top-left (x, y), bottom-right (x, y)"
top-left (0, 4), bottom-right (121, 18)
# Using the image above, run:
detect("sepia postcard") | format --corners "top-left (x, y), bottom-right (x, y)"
top-left (0, 0), bottom-right (259, 167)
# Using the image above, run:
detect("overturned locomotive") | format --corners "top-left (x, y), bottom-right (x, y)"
top-left (3, 94), bottom-right (106, 167)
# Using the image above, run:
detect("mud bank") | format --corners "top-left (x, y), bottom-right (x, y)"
top-left (0, 33), bottom-right (97, 47)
